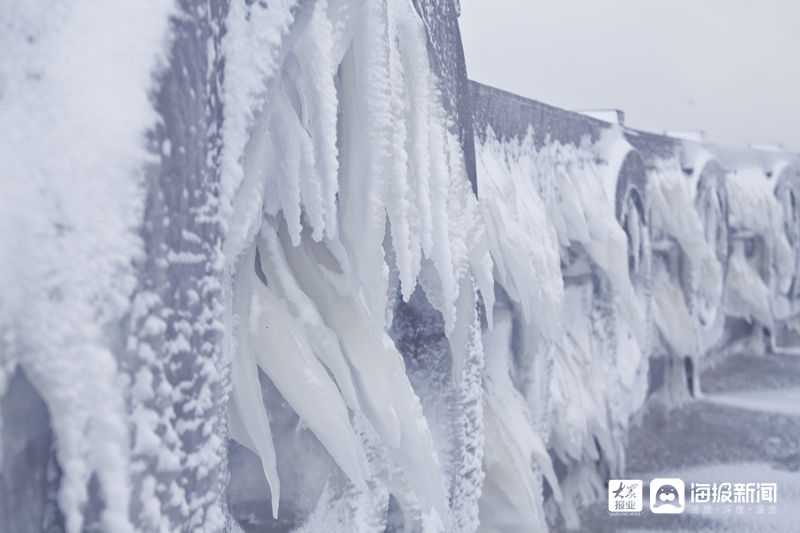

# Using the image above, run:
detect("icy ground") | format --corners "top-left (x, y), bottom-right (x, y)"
top-left (570, 352), bottom-right (800, 532)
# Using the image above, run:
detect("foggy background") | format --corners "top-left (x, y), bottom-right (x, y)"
top-left (460, 0), bottom-right (800, 151)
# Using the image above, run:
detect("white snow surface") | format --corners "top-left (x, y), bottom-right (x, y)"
top-left (0, 2), bottom-right (173, 532)
top-left (704, 387), bottom-right (800, 416)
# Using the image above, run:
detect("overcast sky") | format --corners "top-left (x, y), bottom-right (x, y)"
top-left (460, 0), bottom-right (800, 151)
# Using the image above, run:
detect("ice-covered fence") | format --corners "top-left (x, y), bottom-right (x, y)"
top-left (411, 0), bottom-right (478, 195)
top-left (718, 150), bottom-right (800, 354)
top-left (472, 81), bottom-right (654, 528)
top-left (625, 132), bottom-right (730, 401)
top-left (221, 1), bottom-right (496, 531)
top-left (0, 1), bottom-right (213, 532)
top-left (2, 1), bottom-right (800, 532)
top-left (470, 78), bottom-right (800, 528)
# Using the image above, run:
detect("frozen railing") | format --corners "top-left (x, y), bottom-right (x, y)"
top-left (470, 79), bottom-right (800, 527)
top-left (1, 1), bottom-right (799, 532)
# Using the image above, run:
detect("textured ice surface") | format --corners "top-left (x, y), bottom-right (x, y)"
top-left (221, 0), bottom-right (493, 529)
top-left (0, 2), bottom-right (172, 531)
top-left (1, 1), bottom-right (799, 532)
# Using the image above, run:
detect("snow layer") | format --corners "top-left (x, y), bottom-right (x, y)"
top-left (0, 2), bottom-right (173, 532)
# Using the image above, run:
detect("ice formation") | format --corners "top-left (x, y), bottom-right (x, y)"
top-left (726, 167), bottom-right (795, 320)
top-left (471, 120), bottom-right (657, 528)
top-left (1, 1), bottom-right (799, 532)
top-left (222, 0), bottom-right (493, 529)
top-left (646, 155), bottom-right (726, 398)
top-left (0, 2), bottom-right (172, 532)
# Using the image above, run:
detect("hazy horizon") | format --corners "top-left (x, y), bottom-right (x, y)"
top-left (461, 0), bottom-right (800, 152)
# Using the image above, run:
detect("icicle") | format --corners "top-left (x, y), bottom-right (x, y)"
top-left (251, 234), bottom-right (370, 493)
top-left (479, 308), bottom-right (561, 531)
top-left (725, 242), bottom-right (773, 327)
top-left (650, 161), bottom-right (723, 303)
top-left (476, 128), bottom-right (564, 337)
top-left (727, 167), bottom-right (795, 293)
top-left (652, 264), bottom-right (698, 358)
top-left (274, 222), bottom-right (450, 522)
top-left (291, 0), bottom-right (341, 240)
top-left (257, 229), bottom-right (361, 410)
top-left (229, 247), bottom-right (281, 517)
top-left (221, 0), bottom-right (298, 240)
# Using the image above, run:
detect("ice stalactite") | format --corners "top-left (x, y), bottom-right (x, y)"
top-left (389, 277), bottom-right (486, 532)
top-left (472, 126), bottom-right (651, 529)
top-left (690, 157), bottom-right (731, 351)
top-left (547, 280), bottom-right (644, 530)
top-left (473, 128), bottom-right (564, 530)
top-left (725, 243), bottom-right (774, 329)
top-left (650, 160), bottom-right (723, 318)
top-left (771, 164), bottom-right (800, 335)
top-left (651, 265), bottom-right (698, 359)
top-left (476, 128), bottom-right (564, 337)
top-left (596, 137), bottom-right (651, 353)
top-left (222, 0), bottom-right (494, 329)
top-left (647, 158), bottom-right (725, 399)
top-left (728, 168), bottom-right (795, 287)
top-left (241, 229), bottom-right (371, 500)
top-left (725, 167), bottom-right (795, 328)
top-left (479, 305), bottom-right (561, 533)
top-left (774, 165), bottom-right (800, 280)
top-left (221, 0), bottom-right (493, 529)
